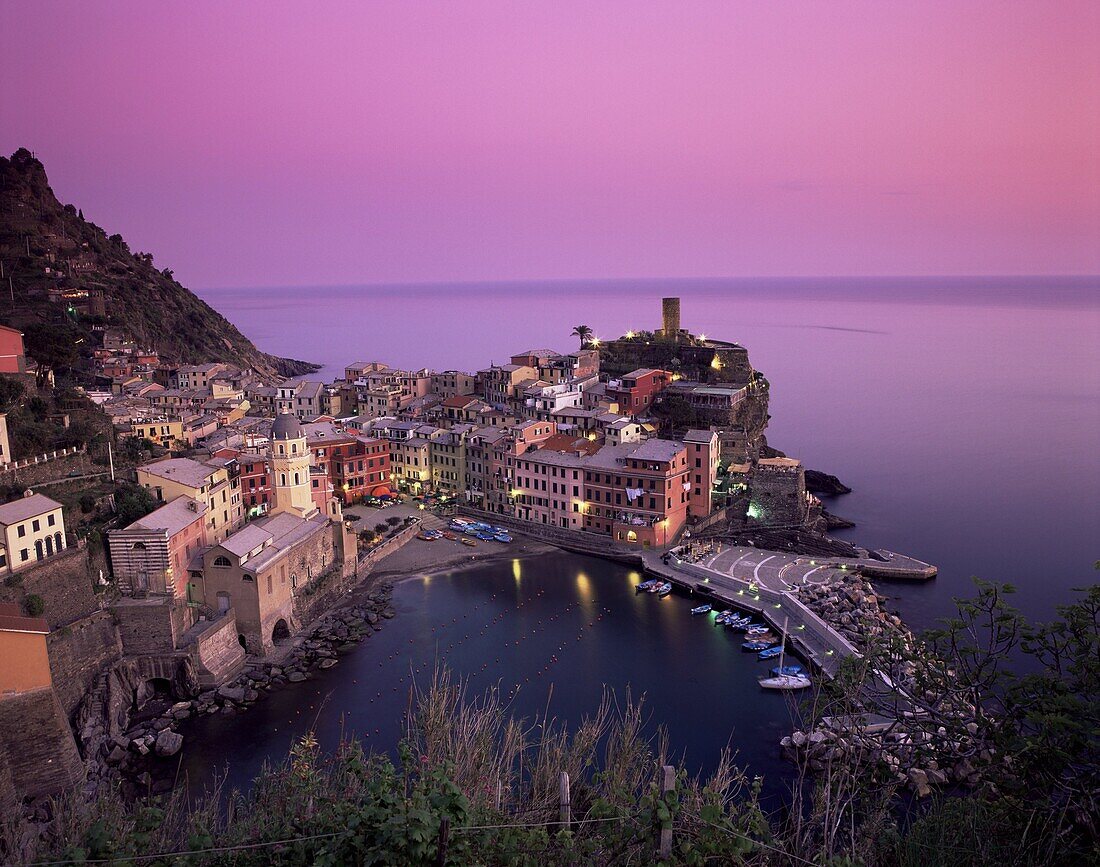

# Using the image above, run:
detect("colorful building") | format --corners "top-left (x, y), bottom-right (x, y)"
top-left (0, 493), bottom-right (68, 576)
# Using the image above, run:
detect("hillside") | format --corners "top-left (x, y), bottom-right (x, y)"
top-left (0, 148), bottom-right (317, 379)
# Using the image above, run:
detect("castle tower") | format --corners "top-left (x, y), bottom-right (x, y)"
top-left (661, 297), bottom-right (681, 338)
top-left (269, 412), bottom-right (318, 519)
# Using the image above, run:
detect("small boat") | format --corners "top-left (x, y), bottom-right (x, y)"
top-left (493, 532), bottom-right (512, 543)
top-left (742, 640), bottom-right (772, 652)
top-left (758, 646), bottom-right (784, 660)
top-left (656, 582), bottom-right (672, 597)
top-left (474, 530), bottom-right (496, 541)
top-left (714, 610), bottom-right (732, 624)
top-left (461, 538), bottom-right (477, 547)
top-left (760, 673), bottom-right (813, 690)
top-left (691, 604), bottom-right (712, 616)
top-left (636, 579), bottom-right (658, 593)
top-left (746, 625), bottom-right (769, 635)
top-left (770, 664), bottom-right (803, 677)
top-left (464, 526), bottom-right (482, 536)
top-left (442, 531), bottom-right (457, 541)
top-left (758, 617), bottom-right (813, 690)
top-left (417, 531), bottom-right (438, 541)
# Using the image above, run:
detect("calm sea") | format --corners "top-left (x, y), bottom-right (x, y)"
top-left (181, 277), bottom-right (1099, 793)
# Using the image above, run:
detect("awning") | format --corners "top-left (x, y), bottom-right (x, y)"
top-left (368, 484), bottom-right (392, 497)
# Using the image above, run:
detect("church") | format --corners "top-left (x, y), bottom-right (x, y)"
top-left (161, 412), bottom-right (356, 655)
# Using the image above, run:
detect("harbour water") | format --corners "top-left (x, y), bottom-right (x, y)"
top-left (184, 277), bottom-right (1099, 793)
top-left (177, 551), bottom-right (799, 799)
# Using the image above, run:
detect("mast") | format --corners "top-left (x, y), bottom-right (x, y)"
top-left (778, 616), bottom-right (788, 675)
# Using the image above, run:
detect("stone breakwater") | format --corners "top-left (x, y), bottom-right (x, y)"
top-left (781, 572), bottom-right (988, 798)
top-left (98, 584), bottom-right (397, 798)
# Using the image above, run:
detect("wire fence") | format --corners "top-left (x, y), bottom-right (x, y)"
top-left (30, 766), bottom-right (810, 865)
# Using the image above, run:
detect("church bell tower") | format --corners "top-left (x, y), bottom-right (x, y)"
top-left (269, 411), bottom-right (318, 519)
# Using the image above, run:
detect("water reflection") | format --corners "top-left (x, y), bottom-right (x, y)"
top-left (177, 550), bottom-right (798, 803)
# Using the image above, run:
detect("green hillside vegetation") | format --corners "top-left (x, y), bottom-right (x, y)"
top-left (0, 148), bottom-right (316, 379)
top-left (7, 582), bottom-right (1096, 866)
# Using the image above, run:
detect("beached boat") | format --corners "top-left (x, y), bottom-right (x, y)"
top-left (442, 531), bottom-right (457, 541)
top-left (461, 538), bottom-right (477, 547)
top-left (656, 582), bottom-right (672, 597)
top-left (691, 604), bottom-right (712, 615)
top-left (636, 579), bottom-right (658, 592)
top-left (493, 532), bottom-right (512, 543)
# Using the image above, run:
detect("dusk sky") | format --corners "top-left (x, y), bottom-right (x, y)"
top-left (3, 1), bottom-right (1098, 288)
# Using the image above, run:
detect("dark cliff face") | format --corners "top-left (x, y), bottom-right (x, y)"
top-left (0, 148), bottom-right (317, 379)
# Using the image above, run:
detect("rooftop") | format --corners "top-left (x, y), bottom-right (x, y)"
top-left (138, 457), bottom-right (220, 489)
top-left (0, 602), bottom-right (49, 635)
top-left (127, 496), bottom-right (208, 536)
top-left (0, 493), bottom-right (64, 526)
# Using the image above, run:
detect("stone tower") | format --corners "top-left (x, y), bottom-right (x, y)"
top-left (661, 297), bottom-right (681, 338)
top-left (269, 412), bottom-right (317, 519)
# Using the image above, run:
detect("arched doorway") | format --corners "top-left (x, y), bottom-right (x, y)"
top-left (272, 619), bottom-right (291, 643)
top-left (626, 530), bottom-right (638, 543)
top-left (238, 634), bottom-right (247, 649)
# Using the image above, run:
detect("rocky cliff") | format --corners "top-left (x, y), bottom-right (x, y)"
top-left (0, 148), bottom-right (316, 379)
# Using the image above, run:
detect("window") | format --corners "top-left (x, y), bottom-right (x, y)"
top-left (47, 514), bottom-right (56, 527)
top-left (213, 556), bottom-right (232, 567)
top-left (20, 549), bottom-right (28, 561)
top-left (17, 525), bottom-right (25, 538)
top-left (32, 519), bottom-right (40, 532)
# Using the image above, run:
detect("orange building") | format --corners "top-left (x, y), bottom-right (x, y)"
top-left (0, 603), bottom-right (52, 695)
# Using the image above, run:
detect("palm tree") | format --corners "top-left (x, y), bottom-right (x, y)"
top-left (571, 325), bottom-right (594, 348)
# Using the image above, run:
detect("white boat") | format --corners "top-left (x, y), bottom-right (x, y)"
top-left (759, 673), bottom-right (813, 690)
top-left (758, 617), bottom-right (812, 691)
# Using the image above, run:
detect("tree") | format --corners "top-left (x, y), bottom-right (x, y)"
top-left (23, 322), bottom-right (79, 387)
top-left (0, 377), bottom-right (24, 412)
top-left (571, 325), bottom-right (593, 348)
top-left (114, 484), bottom-right (159, 526)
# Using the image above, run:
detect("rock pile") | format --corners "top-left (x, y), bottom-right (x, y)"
top-left (93, 583), bottom-right (396, 797)
top-left (785, 573), bottom-right (989, 798)
top-left (781, 717), bottom-right (987, 796)
top-left (795, 571), bottom-right (908, 651)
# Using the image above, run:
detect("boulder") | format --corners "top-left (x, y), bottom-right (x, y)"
top-left (907, 768), bottom-right (931, 798)
top-left (319, 658), bottom-right (337, 669)
top-left (217, 685), bottom-right (247, 703)
top-left (287, 671), bottom-right (307, 682)
top-left (155, 730), bottom-right (184, 757)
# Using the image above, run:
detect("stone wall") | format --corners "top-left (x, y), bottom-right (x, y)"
top-left (0, 447), bottom-right (97, 487)
top-left (45, 610), bottom-right (123, 718)
top-left (0, 747), bottom-right (16, 814)
top-left (0, 688), bottom-right (84, 801)
top-left (189, 611), bottom-right (246, 688)
top-left (0, 545), bottom-right (102, 630)
top-left (112, 597), bottom-right (187, 657)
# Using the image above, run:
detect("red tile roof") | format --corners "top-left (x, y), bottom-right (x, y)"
top-left (0, 603), bottom-right (49, 634)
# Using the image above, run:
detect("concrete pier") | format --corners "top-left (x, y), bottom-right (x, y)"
top-left (639, 550), bottom-right (856, 678)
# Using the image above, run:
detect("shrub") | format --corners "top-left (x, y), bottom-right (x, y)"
top-left (23, 595), bottom-right (45, 617)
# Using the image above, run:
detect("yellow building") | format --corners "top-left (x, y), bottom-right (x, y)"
top-left (127, 417), bottom-right (186, 448)
top-left (137, 456), bottom-right (244, 543)
top-left (269, 412), bottom-right (318, 519)
top-left (0, 493), bottom-right (67, 576)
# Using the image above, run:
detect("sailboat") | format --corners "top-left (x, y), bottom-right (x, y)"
top-left (759, 617), bottom-right (812, 690)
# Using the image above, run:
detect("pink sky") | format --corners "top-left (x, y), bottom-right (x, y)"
top-left (2, 1), bottom-right (1098, 288)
